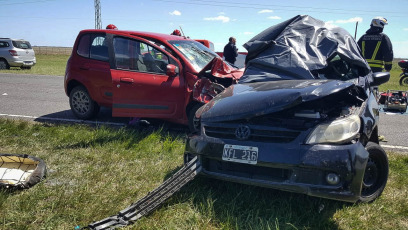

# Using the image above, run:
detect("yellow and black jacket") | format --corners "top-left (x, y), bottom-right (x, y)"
top-left (357, 27), bottom-right (393, 72)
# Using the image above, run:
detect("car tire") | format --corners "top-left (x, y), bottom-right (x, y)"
top-left (0, 59), bottom-right (10, 70)
top-left (359, 142), bottom-right (389, 203)
top-left (69, 85), bottom-right (100, 120)
top-left (188, 103), bottom-right (204, 133)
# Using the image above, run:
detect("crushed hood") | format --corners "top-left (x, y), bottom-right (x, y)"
top-left (240, 15), bottom-right (371, 83)
top-left (198, 56), bottom-right (243, 80)
top-left (198, 80), bottom-right (367, 122)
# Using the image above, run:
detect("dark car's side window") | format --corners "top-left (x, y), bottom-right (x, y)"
top-left (77, 33), bottom-right (109, 62)
top-left (0, 41), bottom-right (9, 48)
top-left (113, 37), bottom-right (168, 74)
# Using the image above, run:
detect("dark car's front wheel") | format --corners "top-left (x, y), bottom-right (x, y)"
top-left (69, 85), bottom-right (100, 119)
top-left (359, 142), bottom-right (389, 203)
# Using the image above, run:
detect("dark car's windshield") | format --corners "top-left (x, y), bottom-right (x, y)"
top-left (168, 40), bottom-right (218, 72)
top-left (12, 40), bottom-right (32, 49)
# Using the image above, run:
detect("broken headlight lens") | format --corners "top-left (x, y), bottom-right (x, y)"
top-left (306, 115), bottom-right (360, 144)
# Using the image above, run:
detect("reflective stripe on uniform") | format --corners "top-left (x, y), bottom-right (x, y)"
top-left (364, 41), bottom-right (384, 69)
top-left (366, 59), bottom-right (384, 64)
top-left (362, 41), bottom-right (365, 57)
top-left (385, 61), bottom-right (393, 65)
top-left (371, 41), bottom-right (382, 61)
top-left (368, 63), bottom-right (384, 68)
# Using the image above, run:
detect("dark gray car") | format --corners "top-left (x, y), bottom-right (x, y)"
top-left (184, 15), bottom-right (390, 203)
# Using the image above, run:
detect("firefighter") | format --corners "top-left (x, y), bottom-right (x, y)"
top-left (357, 17), bottom-right (393, 72)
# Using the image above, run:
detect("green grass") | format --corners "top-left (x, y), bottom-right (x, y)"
top-left (1, 119), bottom-right (407, 229)
top-left (378, 59), bottom-right (407, 92)
top-left (0, 54), bottom-right (69, 76)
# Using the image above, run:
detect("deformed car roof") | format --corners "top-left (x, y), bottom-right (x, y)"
top-left (240, 15), bottom-right (371, 83)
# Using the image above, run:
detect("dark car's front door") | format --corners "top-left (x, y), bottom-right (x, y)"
top-left (111, 36), bottom-right (185, 119)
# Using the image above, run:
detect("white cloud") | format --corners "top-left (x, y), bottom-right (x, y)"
top-left (268, 16), bottom-right (281, 20)
top-left (404, 28), bottom-right (408, 31)
top-left (244, 32), bottom-right (254, 35)
top-left (219, 12), bottom-right (225, 15)
top-left (258, 9), bottom-right (273, 14)
top-left (335, 17), bottom-right (363, 24)
top-left (324, 21), bottom-right (339, 28)
top-left (169, 10), bottom-right (181, 16)
top-left (203, 15), bottom-right (230, 23)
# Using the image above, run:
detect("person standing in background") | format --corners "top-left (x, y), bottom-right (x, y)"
top-left (223, 37), bottom-right (238, 65)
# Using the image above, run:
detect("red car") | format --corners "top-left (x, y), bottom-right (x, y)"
top-left (64, 29), bottom-right (243, 130)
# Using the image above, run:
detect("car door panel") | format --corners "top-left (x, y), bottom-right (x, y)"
top-left (111, 36), bottom-right (185, 119)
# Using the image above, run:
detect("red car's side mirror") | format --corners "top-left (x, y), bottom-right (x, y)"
top-left (166, 64), bottom-right (179, 77)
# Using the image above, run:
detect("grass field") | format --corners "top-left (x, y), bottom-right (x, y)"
top-left (0, 119), bottom-right (407, 229)
top-left (0, 54), bottom-right (69, 76)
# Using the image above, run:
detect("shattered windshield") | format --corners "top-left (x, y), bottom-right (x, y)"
top-left (168, 40), bottom-right (217, 72)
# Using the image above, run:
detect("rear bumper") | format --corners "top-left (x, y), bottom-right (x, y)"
top-left (8, 58), bottom-right (36, 67)
top-left (184, 135), bottom-right (369, 203)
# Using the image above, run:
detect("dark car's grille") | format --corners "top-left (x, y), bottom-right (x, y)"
top-left (203, 158), bottom-right (291, 182)
top-left (204, 125), bottom-right (301, 143)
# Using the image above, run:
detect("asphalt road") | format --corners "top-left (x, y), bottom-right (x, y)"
top-left (1, 73), bottom-right (407, 150)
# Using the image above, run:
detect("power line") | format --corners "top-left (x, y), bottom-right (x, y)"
top-left (152, 0), bottom-right (406, 17)
top-left (0, 0), bottom-right (55, 5)
top-left (189, 0), bottom-right (405, 15)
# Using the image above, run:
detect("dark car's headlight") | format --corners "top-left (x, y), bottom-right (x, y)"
top-left (306, 115), bottom-right (360, 144)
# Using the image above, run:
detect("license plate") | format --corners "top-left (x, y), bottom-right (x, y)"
top-left (222, 144), bottom-right (258, 165)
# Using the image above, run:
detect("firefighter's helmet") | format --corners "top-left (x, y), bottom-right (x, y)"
top-left (371, 17), bottom-right (388, 28)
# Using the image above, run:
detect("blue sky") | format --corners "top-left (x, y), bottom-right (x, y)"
top-left (1, 0), bottom-right (407, 58)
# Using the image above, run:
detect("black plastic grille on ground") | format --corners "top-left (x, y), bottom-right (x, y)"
top-left (86, 156), bottom-right (202, 230)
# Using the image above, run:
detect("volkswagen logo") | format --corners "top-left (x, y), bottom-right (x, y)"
top-left (235, 125), bottom-right (251, 140)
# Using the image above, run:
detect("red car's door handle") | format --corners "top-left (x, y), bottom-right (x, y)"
top-left (120, 77), bottom-right (134, 83)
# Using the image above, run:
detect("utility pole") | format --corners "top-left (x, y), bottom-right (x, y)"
top-left (94, 0), bottom-right (102, 29)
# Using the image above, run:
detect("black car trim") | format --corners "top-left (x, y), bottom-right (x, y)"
top-left (200, 169), bottom-right (343, 191)
top-left (113, 103), bottom-right (169, 110)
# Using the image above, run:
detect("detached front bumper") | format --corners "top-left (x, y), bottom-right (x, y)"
top-left (184, 135), bottom-right (369, 203)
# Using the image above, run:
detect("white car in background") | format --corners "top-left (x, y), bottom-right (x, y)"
top-left (0, 38), bottom-right (36, 69)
